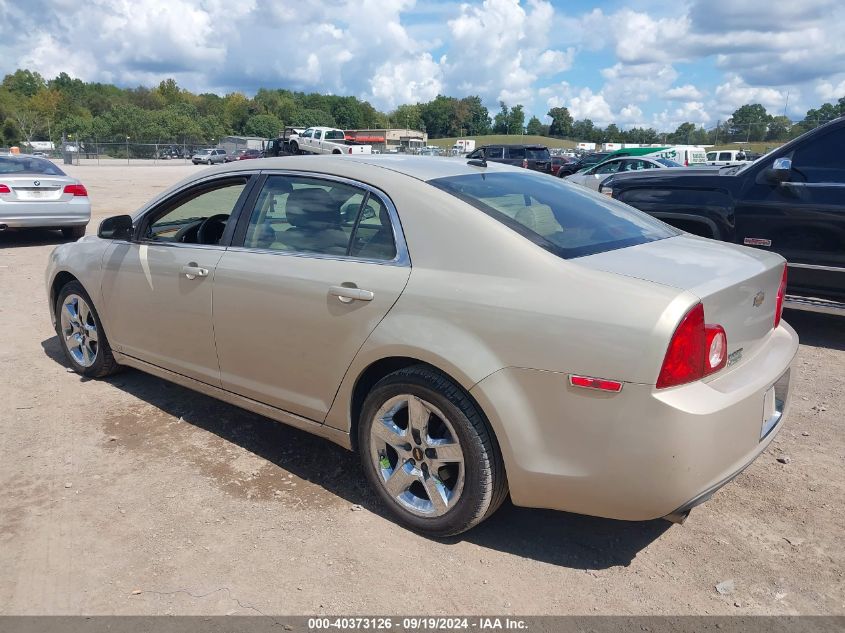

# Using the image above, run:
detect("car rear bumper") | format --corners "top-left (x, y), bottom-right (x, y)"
top-left (0, 199), bottom-right (91, 228)
top-left (469, 321), bottom-right (799, 521)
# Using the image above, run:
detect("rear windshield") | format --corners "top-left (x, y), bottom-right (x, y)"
top-left (0, 156), bottom-right (66, 175)
top-left (430, 171), bottom-right (678, 259)
top-left (526, 148), bottom-right (550, 160)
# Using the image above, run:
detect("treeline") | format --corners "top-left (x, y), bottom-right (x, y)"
top-left (0, 68), bottom-right (843, 148)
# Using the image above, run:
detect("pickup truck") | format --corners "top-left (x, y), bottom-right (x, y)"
top-left (599, 116), bottom-right (845, 315)
top-left (288, 127), bottom-right (372, 155)
top-left (705, 149), bottom-right (753, 166)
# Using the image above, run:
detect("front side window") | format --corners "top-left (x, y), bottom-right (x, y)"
top-left (484, 147), bottom-right (504, 159)
top-left (242, 175), bottom-right (396, 260)
top-left (302, 129), bottom-right (313, 139)
top-left (145, 179), bottom-right (248, 245)
top-left (430, 171), bottom-right (678, 259)
top-left (707, 152), bottom-right (717, 161)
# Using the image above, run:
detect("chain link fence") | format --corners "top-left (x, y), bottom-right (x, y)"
top-left (57, 138), bottom-right (230, 166)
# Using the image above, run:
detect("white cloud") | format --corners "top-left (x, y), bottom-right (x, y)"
top-left (665, 85), bottom-right (704, 101)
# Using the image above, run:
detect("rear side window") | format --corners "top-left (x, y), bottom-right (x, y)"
top-left (430, 171), bottom-right (678, 259)
top-left (507, 147), bottom-right (526, 159)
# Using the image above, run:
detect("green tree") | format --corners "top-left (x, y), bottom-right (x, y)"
top-left (156, 78), bottom-right (182, 106)
top-left (418, 95), bottom-right (455, 137)
top-left (766, 115), bottom-right (791, 141)
top-left (492, 101), bottom-right (510, 134)
top-left (604, 123), bottom-right (621, 142)
top-left (547, 106), bottom-right (573, 137)
top-left (2, 69), bottom-right (45, 98)
top-left (526, 116), bottom-right (543, 135)
top-left (729, 104), bottom-right (770, 141)
top-left (244, 114), bottom-right (283, 138)
top-left (390, 104), bottom-right (423, 131)
top-left (571, 118), bottom-right (595, 141)
top-left (508, 104), bottom-right (525, 134)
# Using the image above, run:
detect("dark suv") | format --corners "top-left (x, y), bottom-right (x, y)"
top-left (467, 144), bottom-right (552, 174)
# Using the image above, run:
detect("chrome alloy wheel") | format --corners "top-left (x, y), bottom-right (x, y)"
top-left (60, 294), bottom-right (98, 367)
top-left (369, 394), bottom-right (465, 517)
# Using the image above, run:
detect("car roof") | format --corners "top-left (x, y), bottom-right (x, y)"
top-left (210, 154), bottom-right (519, 182)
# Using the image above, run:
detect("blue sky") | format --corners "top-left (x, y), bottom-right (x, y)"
top-left (1, 0), bottom-right (843, 131)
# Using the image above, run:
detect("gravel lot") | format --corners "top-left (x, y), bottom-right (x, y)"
top-left (1, 164), bottom-right (843, 615)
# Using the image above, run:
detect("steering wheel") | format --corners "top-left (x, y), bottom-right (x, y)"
top-left (196, 213), bottom-right (229, 245)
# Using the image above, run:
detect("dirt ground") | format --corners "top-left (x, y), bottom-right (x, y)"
top-left (1, 164), bottom-right (843, 616)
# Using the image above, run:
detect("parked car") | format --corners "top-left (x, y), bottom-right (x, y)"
top-left (46, 155), bottom-right (797, 536)
top-left (289, 127), bottom-right (372, 156)
top-left (0, 154), bottom-right (90, 238)
top-left (550, 156), bottom-right (580, 177)
top-left (600, 116), bottom-right (845, 315)
top-left (466, 144), bottom-right (552, 173)
top-left (566, 156), bottom-right (683, 191)
top-left (238, 148), bottom-right (263, 161)
top-left (191, 148), bottom-right (228, 165)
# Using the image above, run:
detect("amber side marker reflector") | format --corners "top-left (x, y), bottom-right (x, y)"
top-left (569, 375), bottom-right (623, 392)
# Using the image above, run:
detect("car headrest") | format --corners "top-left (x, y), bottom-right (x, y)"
top-left (285, 188), bottom-right (339, 228)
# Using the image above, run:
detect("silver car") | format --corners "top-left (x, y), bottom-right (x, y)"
top-left (191, 148), bottom-right (228, 165)
top-left (45, 156), bottom-right (797, 536)
top-left (0, 155), bottom-right (91, 238)
top-left (566, 156), bottom-right (683, 191)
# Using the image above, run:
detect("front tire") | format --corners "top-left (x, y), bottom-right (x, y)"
top-left (358, 365), bottom-right (507, 537)
top-left (56, 281), bottom-right (121, 378)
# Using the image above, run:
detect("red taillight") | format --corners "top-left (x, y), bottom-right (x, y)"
top-left (656, 303), bottom-right (728, 389)
top-left (63, 184), bottom-right (88, 197)
top-left (0, 184), bottom-right (10, 194)
top-left (684, 160), bottom-right (689, 166)
top-left (569, 375), bottom-right (623, 392)
top-left (522, 158), bottom-right (528, 168)
top-left (774, 264), bottom-right (787, 329)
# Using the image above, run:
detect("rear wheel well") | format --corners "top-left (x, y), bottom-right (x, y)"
top-left (349, 357), bottom-right (490, 454)
top-left (665, 217), bottom-right (719, 239)
top-left (332, 149), bottom-right (342, 154)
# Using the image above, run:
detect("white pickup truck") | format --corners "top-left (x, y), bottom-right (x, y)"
top-left (288, 127), bottom-right (372, 155)
top-left (705, 149), bottom-right (752, 166)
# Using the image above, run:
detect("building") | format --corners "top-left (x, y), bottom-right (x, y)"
top-left (344, 128), bottom-right (427, 153)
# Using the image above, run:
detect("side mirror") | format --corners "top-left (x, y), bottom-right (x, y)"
top-left (98, 214), bottom-right (133, 240)
top-left (765, 157), bottom-right (792, 183)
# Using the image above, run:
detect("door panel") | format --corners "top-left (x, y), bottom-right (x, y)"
top-left (101, 243), bottom-right (225, 384)
top-left (213, 253), bottom-right (409, 420)
top-left (213, 172), bottom-right (410, 421)
top-left (99, 176), bottom-right (252, 384)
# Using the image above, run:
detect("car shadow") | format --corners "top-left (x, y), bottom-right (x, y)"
top-left (41, 335), bottom-right (669, 569)
top-left (0, 227), bottom-right (77, 248)
top-left (784, 309), bottom-right (845, 352)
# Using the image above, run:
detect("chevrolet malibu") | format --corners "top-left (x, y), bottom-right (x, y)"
top-left (45, 155), bottom-right (798, 536)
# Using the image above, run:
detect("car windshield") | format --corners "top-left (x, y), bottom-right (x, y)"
top-left (0, 156), bottom-right (66, 175)
top-left (324, 130), bottom-right (345, 140)
top-left (655, 158), bottom-right (683, 167)
top-left (430, 171), bottom-right (678, 259)
top-left (526, 148), bottom-right (550, 160)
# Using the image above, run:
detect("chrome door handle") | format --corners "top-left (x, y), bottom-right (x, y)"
top-left (181, 264), bottom-right (209, 280)
top-left (329, 285), bottom-right (374, 303)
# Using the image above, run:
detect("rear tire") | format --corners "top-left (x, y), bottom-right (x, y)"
top-left (358, 365), bottom-right (507, 537)
top-left (62, 226), bottom-right (86, 239)
top-left (55, 281), bottom-right (121, 378)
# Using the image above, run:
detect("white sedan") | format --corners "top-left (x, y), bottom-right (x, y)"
top-left (566, 156), bottom-right (683, 191)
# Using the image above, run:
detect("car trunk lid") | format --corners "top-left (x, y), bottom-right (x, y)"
top-left (1, 176), bottom-right (68, 202)
top-left (575, 234), bottom-right (785, 372)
